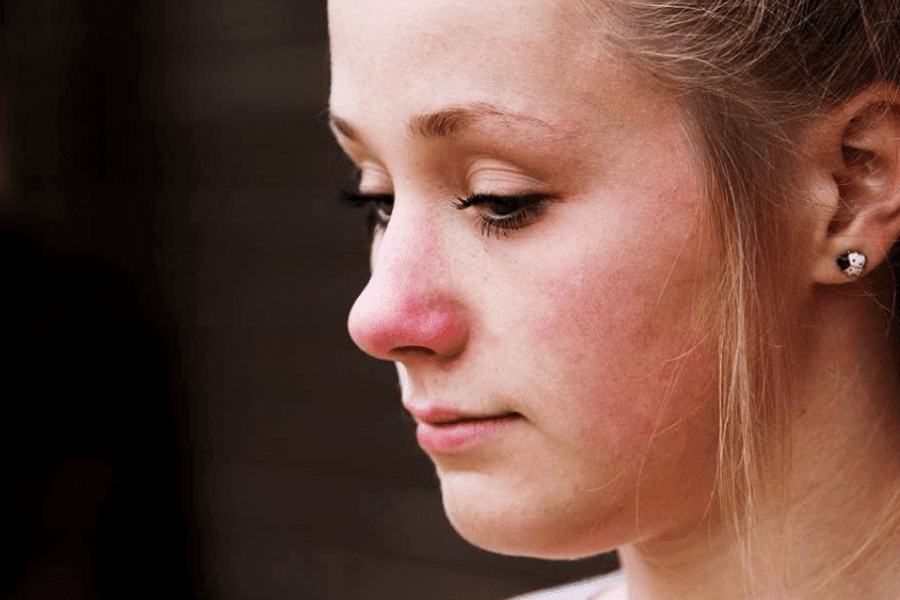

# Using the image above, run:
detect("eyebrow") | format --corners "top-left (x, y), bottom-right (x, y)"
top-left (328, 102), bottom-right (560, 142)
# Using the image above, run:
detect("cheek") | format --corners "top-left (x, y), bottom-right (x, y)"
top-left (517, 209), bottom-right (717, 452)
top-left (442, 140), bottom-right (719, 554)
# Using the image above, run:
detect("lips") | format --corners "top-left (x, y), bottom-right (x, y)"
top-left (405, 402), bottom-right (522, 452)
top-left (404, 401), bottom-right (517, 425)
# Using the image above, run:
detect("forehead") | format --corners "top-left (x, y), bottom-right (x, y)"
top-left (328, 0), bottom-right (587, 44)
top-left (328, 0), bottom-right (583, 43)
top-left (327, 0), bottom-right (620, 122)
top-left (326, 0), bottom-right (684, 179)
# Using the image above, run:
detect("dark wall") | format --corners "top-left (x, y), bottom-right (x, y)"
top-left (2, 1), bottom-right (617, 598)
top-left (2, 1), bottom-right (196, 598)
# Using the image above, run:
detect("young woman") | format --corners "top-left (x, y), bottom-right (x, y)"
top-left (327, 1), bottom-right (900, 598)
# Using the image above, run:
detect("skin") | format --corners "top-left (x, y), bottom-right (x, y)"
top-left (330, 0), bottom-right (719, 559)
top-left (328, 0), bottom-right (900, 597)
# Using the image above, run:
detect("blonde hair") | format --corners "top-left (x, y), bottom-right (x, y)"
top-left (582, 0), bottom-right (900, 592)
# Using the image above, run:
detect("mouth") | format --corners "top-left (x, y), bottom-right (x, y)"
top-left (407, 407), bottom-right (524, 453)
top-left (404, 401), bottom-right (519, 425)
top-left (424, 412), bottom-right (521, 427)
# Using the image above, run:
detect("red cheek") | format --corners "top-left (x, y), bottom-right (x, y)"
top-left (630, 319), bottom-right (662, 348)
top-left (530, 261), bottom-right (638, 344)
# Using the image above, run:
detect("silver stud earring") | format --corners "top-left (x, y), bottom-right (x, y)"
top-left (837, 250), bottom-right (866, 278)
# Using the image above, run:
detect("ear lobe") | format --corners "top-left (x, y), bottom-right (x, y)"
top-left (808, 84), bottom-right (900, 285)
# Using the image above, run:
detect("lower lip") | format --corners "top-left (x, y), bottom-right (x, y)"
top-left (415, 414), bottom-right (521, 453)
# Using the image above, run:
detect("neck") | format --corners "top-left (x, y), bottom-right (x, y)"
top-left (618, 287), bottom-right (900, 600)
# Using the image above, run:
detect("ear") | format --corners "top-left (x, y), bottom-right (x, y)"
top-left (805, 82), bottom-right (900, 285)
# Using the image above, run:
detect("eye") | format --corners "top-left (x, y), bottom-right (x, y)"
top-left (340, 190), bottom-right (394, 235)
top-left (454, 193), bottom-right (551, 238)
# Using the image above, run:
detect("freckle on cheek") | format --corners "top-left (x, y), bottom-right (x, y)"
top-left (533, 263), bottom-right (650, 344)
top-left (630, 320), bottom-right (661, 347)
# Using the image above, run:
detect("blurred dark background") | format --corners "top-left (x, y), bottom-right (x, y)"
top-left (0, 1), bottom-right (617, 598)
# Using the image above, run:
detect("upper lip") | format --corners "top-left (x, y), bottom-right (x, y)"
top-left (403, 401), bottom-right (519, 425)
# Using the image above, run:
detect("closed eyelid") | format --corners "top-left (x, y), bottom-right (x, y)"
top-left (356, 163), bottom-right (393, 192)
top-left (465, 160), bottom-right (551, 194)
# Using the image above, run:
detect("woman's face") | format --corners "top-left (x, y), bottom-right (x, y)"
top-left (330, 0), bottom-right (720, 558)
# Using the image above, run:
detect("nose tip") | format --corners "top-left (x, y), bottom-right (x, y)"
top-left (347, 282), bottom-right (468, 361)
top-left (347, 199), bottom-right (469, 362)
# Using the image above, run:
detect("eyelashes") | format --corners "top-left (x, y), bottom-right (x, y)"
top-left (340, 190), bottom-right (394, 235)
top-left (340, 190), bottom-right (551, 238)
top-left (453, 193), bottom-right (550, 238)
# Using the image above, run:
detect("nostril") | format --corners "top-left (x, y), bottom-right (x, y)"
top-left (348, 298), bottom-right (469, 361)
top-left (391, 345), bottom-right (439, 358)
top-left (346, 254), bottom-right (469, 361)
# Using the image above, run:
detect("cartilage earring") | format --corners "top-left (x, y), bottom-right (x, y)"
top-left (837, 250), bottom-right (866, 278)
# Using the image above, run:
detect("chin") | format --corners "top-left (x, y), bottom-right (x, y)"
top-left (438, 475), bottom-right (625, 560)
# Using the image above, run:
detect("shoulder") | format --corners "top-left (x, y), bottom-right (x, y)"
top-left (506, 571), bottom-right (626, 600)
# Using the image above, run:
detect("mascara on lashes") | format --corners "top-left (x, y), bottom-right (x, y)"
top-left (339, 190), bottom-right (394, 235)
top-left (454, 192), bottom-right (551, 238)
top-left (340, 190), bottom-right (551, 237)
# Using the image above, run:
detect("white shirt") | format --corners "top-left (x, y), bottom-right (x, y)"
top-left (506, 571), bottom-right (626, 600)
